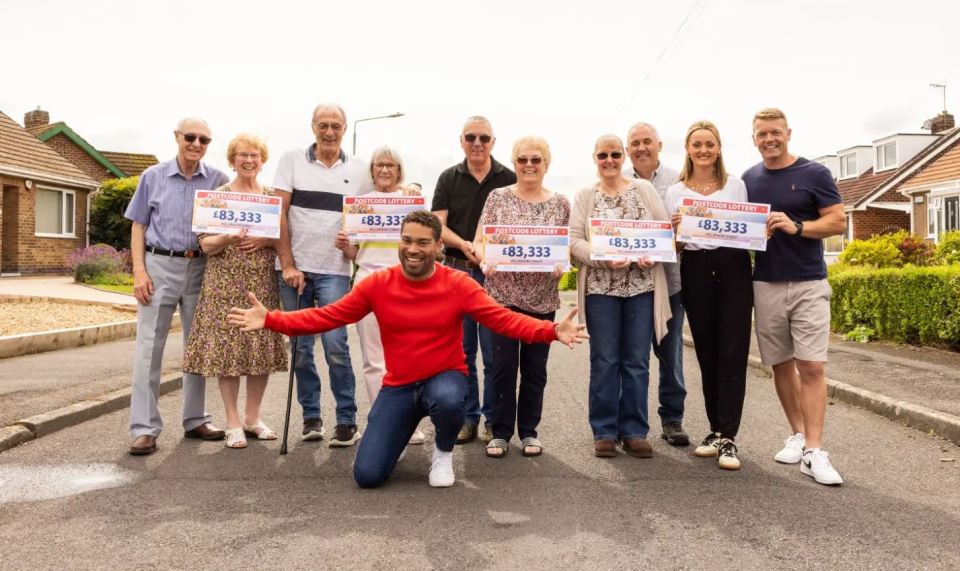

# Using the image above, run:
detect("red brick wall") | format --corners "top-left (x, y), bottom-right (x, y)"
top-left (852, 207), bottom-right (911, 240)
top-left (44, 133), bottom-right (114, 183)
top-left (0, 175), bottom-right (88, 274)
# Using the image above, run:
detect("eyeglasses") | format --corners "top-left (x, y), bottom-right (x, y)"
top-left (515, 156), bottom-right (543, 165)
top-left (374, 162), bottom-right (398, 170)
top-left (314, 122), bottom-right (344, 132)
top-left (178, 132), bottom-right (212, 145)
top-left (595, 152), bottom-right (624, 161)
top-left (463, 134), bottom-right (493, 144)
top-left (235, 152), bottom-right (261, 160)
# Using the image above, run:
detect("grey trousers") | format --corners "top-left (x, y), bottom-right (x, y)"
top-left (129, 253), bottom-right (212, 437)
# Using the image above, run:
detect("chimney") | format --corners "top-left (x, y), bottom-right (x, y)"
top-left (24, 107), bottom-right (50, 130)
top-left (931, 111), bottom-right (956, 134)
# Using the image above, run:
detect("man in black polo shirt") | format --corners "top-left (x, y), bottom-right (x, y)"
top-left (431, 115), bottom-right (517, 444)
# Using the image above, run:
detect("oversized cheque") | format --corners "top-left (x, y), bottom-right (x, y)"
top-left (482, 225), bottom-right (570, 272)
top-left (676, 198), bottom-right (770, 251)
top-left (192, 190), bottom-right (282, 238)
top-left (343, 196), bottom-right (426, 241)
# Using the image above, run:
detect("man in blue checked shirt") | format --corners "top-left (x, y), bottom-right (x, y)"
top-left (125, 118), bottom-right (230, 456)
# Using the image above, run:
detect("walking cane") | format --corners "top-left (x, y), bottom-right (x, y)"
top-left (280, 292), bottom-right (302, 455)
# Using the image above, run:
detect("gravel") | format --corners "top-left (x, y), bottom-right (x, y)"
top-left (0, 302), bottom-right (135, 337)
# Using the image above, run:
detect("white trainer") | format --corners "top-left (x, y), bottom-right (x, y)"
top-left (774, 432), bottom-right (806, 464)
top-left (429, 446), bottom-right (455, 488)
top-left (800, 448), bottom-right (844, 486)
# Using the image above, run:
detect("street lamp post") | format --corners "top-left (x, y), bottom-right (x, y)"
top-left (352, 112), bottom-right (404, 156)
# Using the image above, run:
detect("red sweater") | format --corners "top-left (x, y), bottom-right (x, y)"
top-left (264, 264), bottom-right (557, 387)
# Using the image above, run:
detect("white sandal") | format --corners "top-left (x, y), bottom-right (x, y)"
top-left (225, 427), bottom-right (247, 449)
top-left (242, 420), bottom-right (278, 440)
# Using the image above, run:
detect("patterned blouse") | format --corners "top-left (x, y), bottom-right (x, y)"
top-left (586, 184), bottom-right (655, 297)
top-left (478, 186), bottom-right (571, 314)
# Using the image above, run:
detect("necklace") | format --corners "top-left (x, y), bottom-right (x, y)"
top-left (686, 180), bottom-right (718, 194)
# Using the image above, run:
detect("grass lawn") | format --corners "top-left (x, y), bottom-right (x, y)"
top-left (88, 283), bottom-right (134, 295)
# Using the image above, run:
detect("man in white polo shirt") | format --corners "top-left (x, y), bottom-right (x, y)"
top-left (274, 103), bottom-right (373, 447)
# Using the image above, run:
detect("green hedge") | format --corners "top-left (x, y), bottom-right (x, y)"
top-left (829, 265), bottom-right (960, 347)
top-left (558, 267), bottom-right (578, 291)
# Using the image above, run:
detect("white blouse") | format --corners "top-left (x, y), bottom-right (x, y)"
top-left (665, 175), bottom-right (748, 251)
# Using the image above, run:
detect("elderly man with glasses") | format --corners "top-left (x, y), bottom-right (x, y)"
top-left (125, 117), bottom-right (230, 456)
top-left (431, 115), bottom-right (517, 444)
top-left (272, 104), bottom-right (374, 447)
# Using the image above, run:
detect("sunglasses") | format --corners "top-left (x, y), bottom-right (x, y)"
top-left (595, 152), bottom-right (623, 160)
top-left (463, 134), bottom-right (492, 144)
top-left (515, 156), bottom-right (543, 165)
top-left (179, 132), bottom-right (212, 145)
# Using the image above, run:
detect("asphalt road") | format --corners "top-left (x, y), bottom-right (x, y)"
top-left (1, 328), bottom-right (959, 570)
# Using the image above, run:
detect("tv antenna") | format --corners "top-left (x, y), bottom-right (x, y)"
top-left (930, 82), bottom-right (948, 112)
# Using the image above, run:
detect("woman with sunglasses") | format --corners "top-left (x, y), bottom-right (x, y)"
top-left (471, 136), bottom-right (570, 458)
top-left (335, 146), bottom-right (427, 446)
top-left (664, 120), bottom-right (752, 471)
top-left (183, 134), bottom-right (287, 449)
top-left (570, 134), bottom-right (673, 458)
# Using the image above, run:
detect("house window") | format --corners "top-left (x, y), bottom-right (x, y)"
top-left (840, 153), bottom-right (857, 179)
top-left (928, 195), bottom-right (960, 241)
top-left (823, 214), bottom-right (852, 254)
top-left (35, 187), bottom-right (76, 237)
top-left (946, 196), bottom-right (959, 233)
top-left (877, 142), bottom-right (897, 171)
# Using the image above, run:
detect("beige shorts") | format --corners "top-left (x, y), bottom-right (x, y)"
top-left (753, 279), bottom-right (832, 366)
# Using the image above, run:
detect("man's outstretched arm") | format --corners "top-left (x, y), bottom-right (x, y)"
top-left (229, 286), bottom-right (372, 336)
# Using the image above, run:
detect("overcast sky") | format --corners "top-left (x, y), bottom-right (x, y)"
top-left (2, 0), bottom-right (958, 200)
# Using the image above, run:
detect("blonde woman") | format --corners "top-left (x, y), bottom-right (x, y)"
top-left (569, 135), bottom-right (672, 459)
top-left (664, 120), bottom-right (752, 470)
top-left (183, 134), bottom-right (287, 449)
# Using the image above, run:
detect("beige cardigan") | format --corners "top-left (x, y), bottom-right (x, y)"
top-left (569, 180), bottom-right (672, 342)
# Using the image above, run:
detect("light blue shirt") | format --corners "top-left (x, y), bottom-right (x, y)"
top-left (626, 163), bottom-right (682, 295)
top-left (124, 158), bottom-right (229, 251)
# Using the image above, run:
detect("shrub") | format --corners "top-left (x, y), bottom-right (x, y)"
top-left (558, 267), bottom-right (578, 291)
top-left (829, 265), bottom-right (960, 347)
top-left (66, 244), bottom-right (129, 284)
top-left (837, 237), bottom-right (902, 268)
top-left (89, 176), bottom-right (139, 250)
top-left (898, 234), bottom-right (937, 266)
top-left (936, 230), bottom-right (960, 265)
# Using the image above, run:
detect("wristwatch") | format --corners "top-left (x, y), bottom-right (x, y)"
top-left (793, 219), bottom-right (804, 236)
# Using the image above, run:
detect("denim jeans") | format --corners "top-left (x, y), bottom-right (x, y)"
top-left (444, 262), bottom-right (494, 426)
top-left (277, 271), bottom-right (357, 425)
top-left (585, 292), bottom-right (655, 441)
top-left (652, 292), bottom-right (687, 424)
top-left (490, 307), bottom-right (555, 441)
top-left (353, 370), bottom-right (467, 488)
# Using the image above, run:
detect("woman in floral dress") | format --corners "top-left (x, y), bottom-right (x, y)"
top-left (183, 134), bottom-right (287, 449)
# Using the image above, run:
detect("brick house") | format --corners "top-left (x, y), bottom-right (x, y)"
top-left (0, 108), bottom-right (159, 275)
top-left (813, 112), bottom-right (955, 257)
top-left (0, 111), bottom-right (100, 275)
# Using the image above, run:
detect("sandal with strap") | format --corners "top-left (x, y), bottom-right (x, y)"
top-left (242, 420), bottom-right (278, 440)
top-left (486, 438), bottom-right (508, 458)
top-left (225, 427), bottom-right (247, 449)
top-left (521, 436), bottom-right (543, 457)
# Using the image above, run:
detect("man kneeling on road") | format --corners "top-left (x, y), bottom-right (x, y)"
top-left (228, 211), bottom-right (588, 488)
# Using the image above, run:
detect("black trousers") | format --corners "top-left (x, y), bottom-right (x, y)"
top-left (489, 307), bottom-right (555, 440)
top-left (680, 248), bottom-right (753, 439)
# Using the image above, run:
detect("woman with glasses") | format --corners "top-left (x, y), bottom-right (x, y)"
top-left (664, 120), bottom-right (752, 471)
top-left (471, 136), bottom-right (570, 458)
top-left (335, 146), bottom-right (427, 446)
top-left (183, 134), bottom-right (287, 449)
top-left (570, 134), bottom-right (673, 458)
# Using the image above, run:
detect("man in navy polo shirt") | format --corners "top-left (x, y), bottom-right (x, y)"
top-left (273, 103), bottom-right (373, 447)
top-left (742, 108), bottom-right (846, 486)
top-left (431, 115), bottom-right (517, 444)
top-left (125, 117), bottom-right (230, 455)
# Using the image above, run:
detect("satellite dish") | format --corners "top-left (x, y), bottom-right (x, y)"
top-left (922, 119), bottom-right (934, 130)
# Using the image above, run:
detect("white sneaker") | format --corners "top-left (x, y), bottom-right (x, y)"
top-left (428, 446), bottom-right (455, 488)
top-left (800, 448), bottom-right (843, 486)
top-left (774, 432), bottom-right (806, 464)
top-left (409, 427), bottom-right (425, 445)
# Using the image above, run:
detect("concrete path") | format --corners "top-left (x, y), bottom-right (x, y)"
top-left (1, 329), bottom-right (958, 569)
top-left (0, 274), bottom-right (136, 305)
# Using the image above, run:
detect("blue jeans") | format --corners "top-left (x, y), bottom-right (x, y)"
top-left (585, 292), bottom-right (655, 441)
top-left (277, 271), bottom-right (357, 425)
top-left (652, 292), bottom-right (686, 424)
top-left (353, 371), bottom-right (467, 488)
top-left (445, 262), bottom-right (494, 426)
